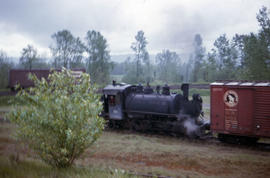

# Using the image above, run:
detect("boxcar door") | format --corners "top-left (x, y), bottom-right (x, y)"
top-left (211, 86), bottom-right (225, 131)
top-left (237, 89), bottom-right (254, 134)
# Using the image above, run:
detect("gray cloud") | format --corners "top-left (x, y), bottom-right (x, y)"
top-left (0, 0), bottom-right (269, 57)
top-left (148, 0), bottom-right (268, 54)
top-left (0, 0), bottom-right (124, 46)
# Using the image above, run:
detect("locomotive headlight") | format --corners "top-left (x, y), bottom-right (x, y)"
top-left (256, 125), bottom-right (260, 129)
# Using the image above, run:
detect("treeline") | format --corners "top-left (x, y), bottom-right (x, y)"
top-left (0, 6), bottom-right (269, 89)
top-left (0, 30), bottom-right (113, 88)
top-left (193, 6), bottom-right (270, 82)
top-left (117, 6), bottom-right (270, 84)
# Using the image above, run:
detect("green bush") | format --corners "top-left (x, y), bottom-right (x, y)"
top-left (8, 68), bottom-right (104, 168)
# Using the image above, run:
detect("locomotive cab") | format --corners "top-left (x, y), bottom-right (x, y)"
top-left (102, 82), bottom-right (133, 120)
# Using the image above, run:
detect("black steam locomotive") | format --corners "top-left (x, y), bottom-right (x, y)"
top-left (101, 81), bottom-right (209, 137)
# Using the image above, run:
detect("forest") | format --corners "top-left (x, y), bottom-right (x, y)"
top-left (0, 6), bottom-right (269, 89)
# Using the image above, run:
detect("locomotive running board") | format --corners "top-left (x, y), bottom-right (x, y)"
top-left (124, 110), bottom-right (177, 117)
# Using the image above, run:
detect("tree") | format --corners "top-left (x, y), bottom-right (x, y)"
top-left (232, 6), bottom-right (270, 80)
top-left (85, 30), bottom-right (112, 84)
top-left (203, 51), bottom-right (219, 82)
top-left (213, 34), bottom-right (238, 79)
top-left (20, 45), bottom-right (38, 70)
top-left (131, 30), bottom-right (150, 83)
top-left (191, 34), bottom-right (205, 82)
top-left (255, 6), bottom-right (270, 79)
top-left (8, 68), bottom-right (104, 168)
top-left (0, 50), bottom-right (14, 88)
top-left (31, 57), bottom-right (51, 69)
top-left (237, 33), bottom-right (270, 80)
top-left (110, 61), bottom-right (125, 75)
top-left (188, 6), bottom-right (270, 81)
top-left (182, 55), bottom-right (194, 82)
top-left (257, 6), bottom-right (270, 46)
top-left (122, 57), bottom-right (138, 83)
top-left (156, 50), bottom-right (182, 83)
top-left (50, 30), bottom-right (84, 68)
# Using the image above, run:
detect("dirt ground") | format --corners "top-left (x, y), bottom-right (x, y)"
top-left (1, 122), bottom-right (270, 178)
top-left (79, 130), bottom-right (270, 178)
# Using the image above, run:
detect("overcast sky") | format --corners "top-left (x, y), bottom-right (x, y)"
top-left (0, 0), bottom-right (269, 58)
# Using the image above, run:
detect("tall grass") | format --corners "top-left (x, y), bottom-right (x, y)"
top-left (0, 156), bottom-right (136, 178)
top-left (170, 88), bottom-right (210, 97)
top-left (0, 96), bottom-right (14, 106)
top-left (189, 88), bottom-right (210, 96)
top-left (0, 88), bottom-right (10, 92)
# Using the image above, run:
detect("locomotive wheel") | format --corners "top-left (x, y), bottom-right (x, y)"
top-left (125, 119), bottom-right (134, 131)
top-left (239, 137), bottom-right (259, 145)
top-left (131, 119), bottom-right (142, 131)
top-left (108, 120), bottom-right (123, 129)
top-left (217, 134), bottom-right (227, 142)
top-left (218, 134), bottom-right (241, 144)
top-left (107, 120), bottom-right (113, 128)
top-left (130, 119), bottom-right (149, 132)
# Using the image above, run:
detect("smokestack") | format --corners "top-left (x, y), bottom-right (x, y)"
top-left (181, 83), bottom-right (189, 100)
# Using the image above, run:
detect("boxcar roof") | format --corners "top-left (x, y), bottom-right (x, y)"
top-left (210, 81), bottom-right (270, 87)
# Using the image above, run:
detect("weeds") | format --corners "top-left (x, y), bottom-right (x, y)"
top-left (0, 156), bottom-right (136, 178)
top-left (0, 96), bottom-right (14, 106)
top-left (189, 88), bottom-right (210, 96)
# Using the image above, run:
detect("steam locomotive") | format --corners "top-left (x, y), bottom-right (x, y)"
top-left (101, 81), bottom-right (210, 138)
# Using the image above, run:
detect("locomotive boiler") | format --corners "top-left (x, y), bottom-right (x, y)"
top-left (102, 81), bottom-right (209, 137)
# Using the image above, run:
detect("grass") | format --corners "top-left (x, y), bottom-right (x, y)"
top-left (0, 105), bottom-right (12, 119)
top-left (0, 123), bottom-right (136, 178)
top-left (0, 88), bottom-right (10, 92)
top-left (80, 130), bottom-right (270, 178)
top-left (1, 121), bottom-right (270, 177)
top-left (0, 156), bottom-right (136, 178)
top-left (0, 96), bottom-right (14, 106)
top-left (169, 88), bottom-right (210, 98)
top-left (149, 80), bottom-right (210, 86)
top-left (0, 95), bottom-right (18, 120)
top-left (189, 88), bottom-right (210, 96)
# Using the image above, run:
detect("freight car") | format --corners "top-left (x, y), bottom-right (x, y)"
top-left (210, 81), bottom-right (270, 143)
top-left (102, 81), bottom-right (210, 137)
top-left (8, 68), bottom-right (86, 91)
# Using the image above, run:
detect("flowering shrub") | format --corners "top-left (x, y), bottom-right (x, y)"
top-left (8, 68), bottom-right (104, 168)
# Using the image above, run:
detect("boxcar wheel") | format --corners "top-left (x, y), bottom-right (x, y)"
top-left (218, 134), bottom-right (259, 145)
top-left (239, 137), bottom-right (259, 145)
